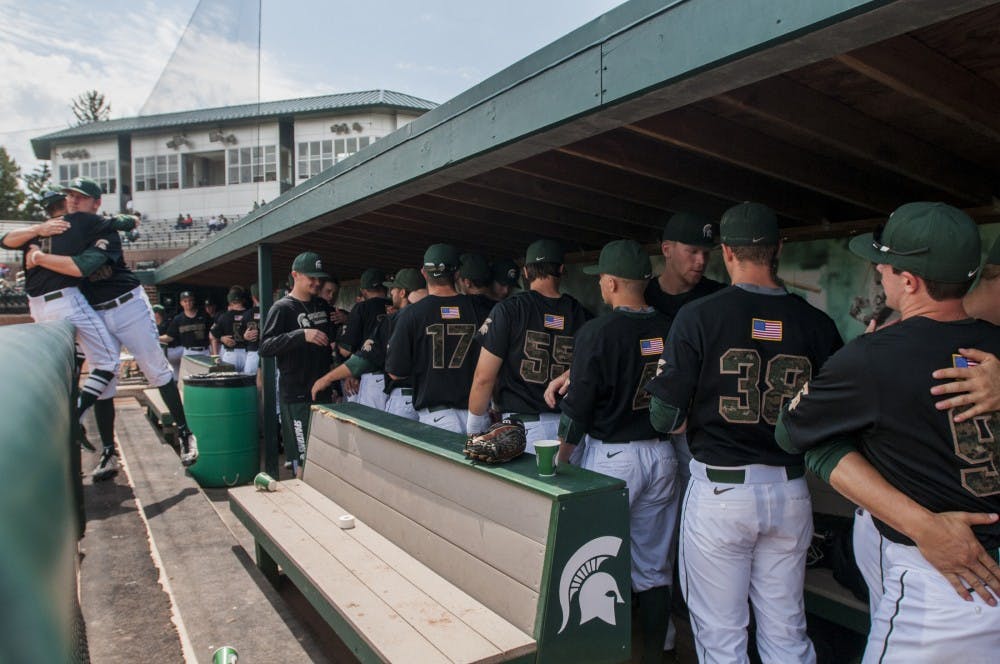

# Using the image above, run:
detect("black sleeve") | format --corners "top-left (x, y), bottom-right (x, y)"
top-left (339, 305), bottom-right (365, 353)
top-left (258, 303), bottom-right (305, 357)
top-left (210, 313), bottom-right (228, 340)
top-left (355, 315), bottom-right (388, 363)
top-left (478, 300), bottom-right (513, 357)
top-left (385, 309), bottom-right (414, 378)
top-left (645, 309), bottom-right (701, 414)
top-left (558, 325), bottom-right (602, 429)
top-left (165, 314), bottom-right (182, 340)
top-left (776, 340), bottom-right (877, 454)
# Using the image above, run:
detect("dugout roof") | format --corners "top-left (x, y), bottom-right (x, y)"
top-left (156, 0), bottom-right (1000, 288)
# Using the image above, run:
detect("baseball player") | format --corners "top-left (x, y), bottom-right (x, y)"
top-left (489, 258), bottom-right (520, 301)
top-left (385, 244), bottom-right (492, 433)
top-left (646, 211), bottom-right (725, 318)
top-left (204, 297), bottom-right (222, 355)
top-left (467, 239), bottom-right (591, 449)
top-left (774, 203), bottom-right (1000, 662)
top-left (210, 287), bottom-right (258, 375)
top-left (646, 202), bottom-right (842, 664)
top-left (259, 251), bottom-right (335, 475)
top-left (338, 268), bottom-right (391, 407)
top-left (1, 188), bottom-right (126, 453)
top-left (160, 291), bottom-right (212, 377)
top-left (30, 178), bottom-right (200, 477)
top-left (555, 239), bottom-right (676, 664)
top-left (457, 253), bottom-right (498, 309)
top-left (311, 268), bottom-right (427, 420)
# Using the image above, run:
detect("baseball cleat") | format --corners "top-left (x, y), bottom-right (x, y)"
top-left (178, 429), bottom-right (198, 467)
top-left (91, 448), bottom-right (119, 482)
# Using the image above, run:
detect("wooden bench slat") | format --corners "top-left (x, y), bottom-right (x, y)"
top-left (310, 411), bottom-right (552, 543)
top-left (286, 480), bottom-right (536, 658)
top-left (274, 482), bottom-right (528, 664)
top-left (306, 435), bottom-right (546, 591)
top-left (140, 388), bottom-right (174, 426)
top-left (305, 463), bottom-right (541, 636)
top-left (232, 487), bottom-right (453, 663)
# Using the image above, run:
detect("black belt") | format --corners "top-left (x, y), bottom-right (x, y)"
top-left (92, 291), bottom-right (134, 311)
top-left (398, 388), bottom-right (413, 396)
top-left (507, 413), bottom-right (541, 423)
top-left (43, 291), bottom-right (65, 302)
top-left (705, 465), bottom-right (805, 484)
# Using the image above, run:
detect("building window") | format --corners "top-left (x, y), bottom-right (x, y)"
top-left (228, 146), bottom-right (277, 184)
top-left (59, 160), bottom-right (117, 194)
top-left (134, 155), bottom-right (178, 192)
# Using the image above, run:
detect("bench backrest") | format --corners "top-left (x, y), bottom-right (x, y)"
top-left (305, 403), bottom-right (631, 663)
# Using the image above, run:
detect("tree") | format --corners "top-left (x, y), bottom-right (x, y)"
top-left (21, 163), bottom-right (52, 220)
top-left (72, 90), bottom-right (111, 125)
top-left (0, 147), bottom-right (27, 220)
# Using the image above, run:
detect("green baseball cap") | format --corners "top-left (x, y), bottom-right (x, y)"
top-left (291, 251), bottom-right (330, 278)
top-left (987, 235), bottom-right (1000, 266)
top-left (491, 259), bottom-right (519, 286)
top-left (525, 239), bottom-right (564, 264)
top-left (63, 177), bottom-right (103, 199)
top-left (458, 254), bottom-right (491, 281)
top-left (384, 267), bottom-right (426, 291)
top-left (227, 286), bottom-right (245, 303)
top-left (662, 212), bottom-right (716, 247)
top-left (720, 202), bottom-right (780, 246)
top-left (849, 202), bottom-right (981, 283)
top-left (359, 268), bottom-right (386, 289)
top-left (582, 239), bottom-right (653, 280)
top-left (152, 304), bottom-right (165, 313)
top-left (423, 243), bottom-right (460, 277)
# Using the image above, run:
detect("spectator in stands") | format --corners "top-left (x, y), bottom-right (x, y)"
top-left (218, 214), bottom-right (228, 229)
top-left (175, 213), bottom-right (185, 230)
top-left (207, 215), bottom-right (220, 232)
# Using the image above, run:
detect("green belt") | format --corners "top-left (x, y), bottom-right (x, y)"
top-left (43, 291), bottom-right (65, 302)
top-left (428, 404), bottom-right (450, 413)
top-left (507, 413), bottom-right (540, 423)
top-left (705, 465), bottom-right (805, 484)
top-left (399, 388), bottom-right (413, 396)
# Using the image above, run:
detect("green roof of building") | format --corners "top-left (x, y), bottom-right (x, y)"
top-left (31, 89), bottom-right (437, 159)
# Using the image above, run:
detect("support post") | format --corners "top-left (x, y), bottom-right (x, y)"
top-left (258, 243), bottom-right (279, 477)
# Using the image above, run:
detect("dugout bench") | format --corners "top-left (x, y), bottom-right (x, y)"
top-left (230, 402), bottom-right (632, 663)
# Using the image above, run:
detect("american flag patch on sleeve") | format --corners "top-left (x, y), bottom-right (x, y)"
top-left (440, 306), bottom-right (460, 319)
top-left (751, 318), bottom-right (782, 341)
top-left (640, 338), bottom-right (664, 356)
top-left (543, 314), bottom-right (565, 330)
top-left (952, 354), bottom-right (979, 368)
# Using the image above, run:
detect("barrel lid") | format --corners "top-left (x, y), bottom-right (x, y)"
top-left (183, 372), bottom-right (257, 387)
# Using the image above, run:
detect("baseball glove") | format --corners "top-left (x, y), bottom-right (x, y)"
top-left (464, 419), bottom-right (526, 464)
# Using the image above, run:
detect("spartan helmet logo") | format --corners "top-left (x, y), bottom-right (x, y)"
top-left (478, 317), bottom-right (492, 336)
top-left (361, 338), bottom-right (375, 353)
top-left (557, 536), bottom-right (624, 634)
top-left (297, 313), bottom-right (311, 329)
top-left (315, 259), bottom-right (323, 270)
top-left (702, 223), bottom-right (713, 240)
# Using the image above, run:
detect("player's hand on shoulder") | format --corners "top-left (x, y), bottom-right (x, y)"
top-left (930, 349), bottom-right (1000, 421)
top-left (303, 328), bottom-right (330, 347)
top-left (243, 327), bottom-right (258, 342)
top-left (37, 218), bottom-right (70, 237)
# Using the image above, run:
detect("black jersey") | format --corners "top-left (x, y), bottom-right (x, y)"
top-left (478, 290), bottom-right (592, 414)
top-left (385, 294), bottom-right (487, 411)
top-left (779, 316), bottom-right (1000, 548)
top-left (77, 216), bottom-right (139, 305)
top-left (340, 297), bottom-right (391, 354)
top-left (645, 276), bottom-right (725, 320)
top-left (259, 295), bottom-right (334, 403)
top-left (9, 212), bottom-right (118, 297)
top-left (247, 306), bottom-right (261, 352)
top-left (211, 308), bottom-right (253, 349)
top-left (166, 312), bottom-right (211, 348)
top-left (560, 308), bottom-right (671, 442)
top-left (647, 286), bottom-right (842, 467)
top-left (355, 310), bottom-right (413, 393)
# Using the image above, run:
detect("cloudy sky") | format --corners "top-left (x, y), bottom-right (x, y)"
top-left (0, 0), bottom-right (625, 175)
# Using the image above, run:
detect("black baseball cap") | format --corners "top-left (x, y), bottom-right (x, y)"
top-left (720, 202), bottom-right (780, 246)
top-left (384, 268), bottom-right (426, 291)
top-left (662, 212), bottom-right (716, 247)
top-left (525, 239), bottom-right (564, 264)
top-left (291, 251), bottom-right (330, 278)
top-left (179, 291), bottom-right (194, 300)
top-left (583, 239), bottom-right (652, 280)
top-left (63, 177), bottom-right (102, 199)
top-left (227, 287), bottom-right (245, 303)
top-left (40, 188), bottom-right (66, 210)
top-left (359, 268), bottom-right (386, 289)
top-left (423, 244), bottom-right (460, 277)
top-left (849, 202), bottom-right (981, 283)
top-left (491, 259), bottom-right (519, 286)
top-left (459, 254), bottom-right (491, 281)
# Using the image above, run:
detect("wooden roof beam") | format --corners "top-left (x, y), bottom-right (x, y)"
top-left (629, 107), bottom-right (925, 213)
top-left (836, 34), bottom-right (1000, 143)
top-left (715, 76), bottom-right (994, 204)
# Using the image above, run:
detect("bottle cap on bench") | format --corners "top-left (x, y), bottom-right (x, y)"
top-left (338, 514), bottom-right (356, 530)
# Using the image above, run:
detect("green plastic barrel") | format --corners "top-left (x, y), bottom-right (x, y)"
top-left (183, 372), bottom-right (259, 487)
